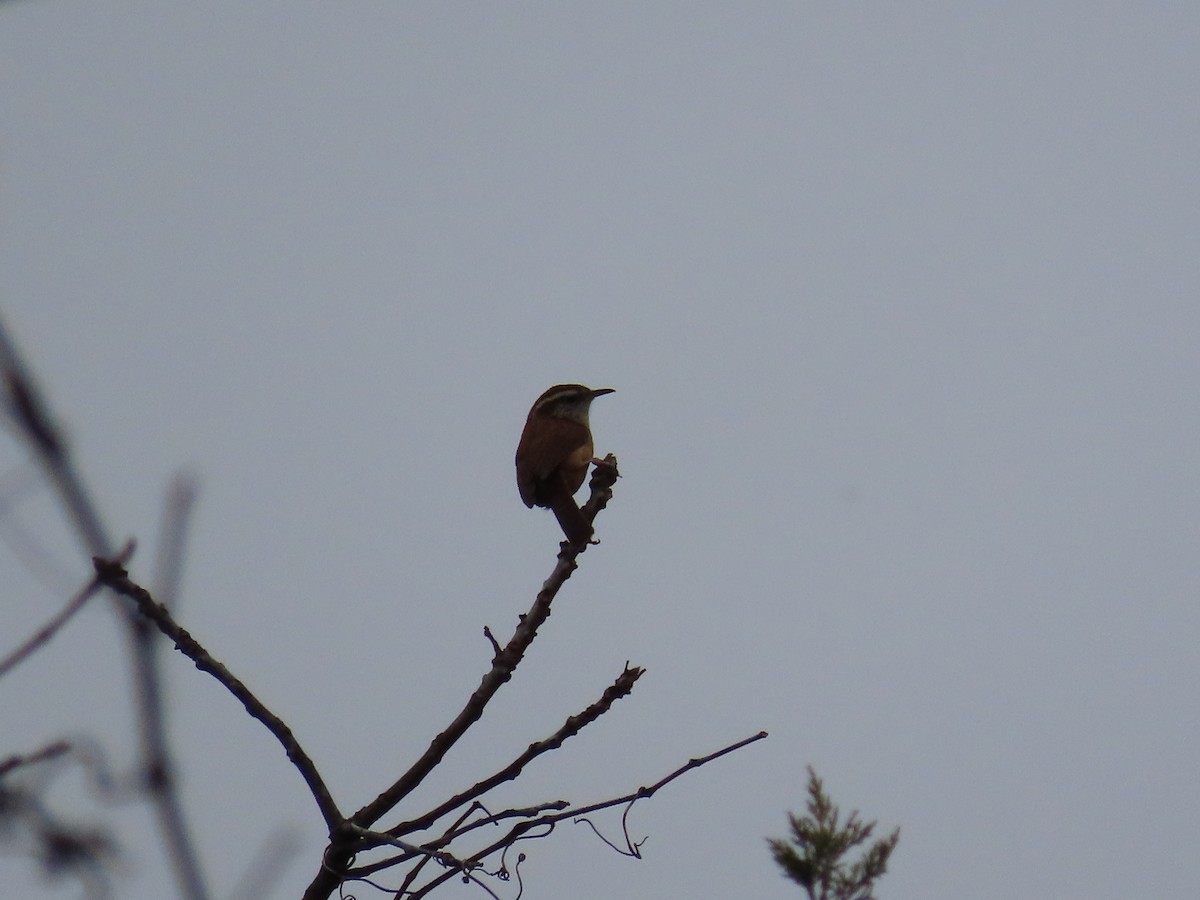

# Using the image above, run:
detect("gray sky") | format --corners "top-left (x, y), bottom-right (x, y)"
top-left (2, 4), bottom-right (1198, 899)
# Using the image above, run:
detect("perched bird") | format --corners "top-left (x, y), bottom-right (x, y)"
top-left (515, 384), bottom-right (614, 546)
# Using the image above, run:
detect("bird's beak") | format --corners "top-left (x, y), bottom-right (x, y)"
top-left (591, 387), bottom-right (615, 398)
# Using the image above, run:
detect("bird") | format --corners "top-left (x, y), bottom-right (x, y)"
top-left (515, 384), bottom-right (614, 546)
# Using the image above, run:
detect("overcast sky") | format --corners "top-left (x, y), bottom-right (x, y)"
top-left (2, 4), bottom-right (1198, 899)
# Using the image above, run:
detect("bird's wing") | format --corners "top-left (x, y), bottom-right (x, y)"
top-left (515, 416), bottom-right (589, 508)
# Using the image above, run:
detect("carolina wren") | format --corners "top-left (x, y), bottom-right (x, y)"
top-left (515, 384), bottom-right (614, 546)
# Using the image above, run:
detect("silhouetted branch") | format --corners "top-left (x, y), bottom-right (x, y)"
top-left (482, 625), bottom-right (502, 657)
top-left (348, 459), bottom-right (622, 832)
top-left (153, 472), bottom-right (198, 607)
top-left (0, 542), bottom-right (132, 678)
top-left (1, 315), bottom-right (208, 899)
top-left (400, 731), bottom-right (769, 899)
top-left (91, 557), bottom-right (343, 832)
top-left (136, 474), bottom-right (206, 898)
top-left (0, 740), bottom-right (72, 778)
top-left (362, 803), bottom-right (485, 890)
top-left (302, 472), bottom-right (621, 900)
top-left (0, 463), bottom-right (77, 594)
top-left (335, 664), bottom-right (646, 891)
top-left (386, 662), bottom-right (644, 840)
top-left (0, 317), bottom-right (109, 558)
top-left (552, 729), bottom-right (769, 829)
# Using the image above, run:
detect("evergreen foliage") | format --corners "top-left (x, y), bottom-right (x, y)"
top-left (768, 767), bottom-right (899, 900)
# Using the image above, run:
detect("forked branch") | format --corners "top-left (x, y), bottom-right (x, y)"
top-left (348, 458), bottom-right (621, 830)
top-left (391, 731), bottom-right (769, 899)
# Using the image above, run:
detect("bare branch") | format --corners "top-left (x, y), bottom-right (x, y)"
top-left (482, 625), bottom-right (501, 658)
top-left (622, 730), bottom-right (769, 799)
top-left (387, 663), bottom-right (644, 839)
top-left (0, 542), bottom-right (132, 678)
top-left (345, 824), bottom-right (463, 868)
top-left (361, 803), bottom-right (486, 891)
top-left (0, 463), bottom-right (78, 595)
top-left (132, 476), bottom-right (207, 899)
top-left (405, 731), bottom-right (768, 899)
top-left (349, 460), bottom-right (621, 831)
top-left (302, 467), bottom-right (620, 900)
top-left (343, 665), bottom-right (646, 893)
top-left (153, 472), bottom-right (198, 606)
top-left (0, 316), bottom-right (110, 558)
top-left (91, 557), bottom-right (343, 832)
top-left (0, 314), bottom-right (211, 899)
top-left (0, 740), bottom-right (72, 778)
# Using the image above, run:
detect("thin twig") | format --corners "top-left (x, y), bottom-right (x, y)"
top-left (0, 543), bottom-right (132, 678)
top-left (574, 806), bottom-right (645, 857)
top-left (153, 472), bottom-right (198, 607)
top-left (350, 801), bottom-right (570, 885)
top-left (385, 802), bottom-right (485, 893)
top-left (134, 473), bottom-right (205, 898)
top-left (482, 626), bottom-right (501, 659)
top-left (0, 463), bottom-right (78, 595)
top-left (0, 740), bottom-right (72, 778)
